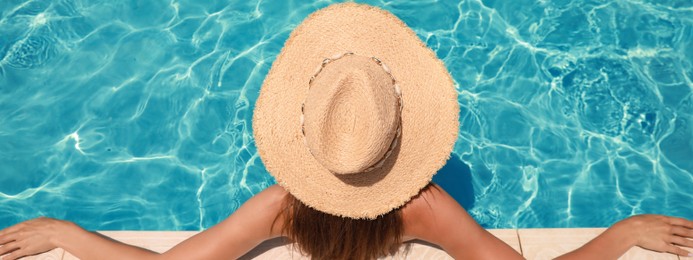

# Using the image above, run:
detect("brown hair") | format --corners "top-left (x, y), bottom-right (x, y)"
top-left (276, 194), bottom-right (404, 260)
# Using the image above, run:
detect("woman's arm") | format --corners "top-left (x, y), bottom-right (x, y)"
top-left (404, 184), bottom-right (693, 259)
top-left (160, 185), bottom-right (287, 259)
top-left (557, 214), bottom-right (693, 259)
top-left (402, 184), bottom-right (524, 259)
top-left (0, 185), bottom-right (288, 260)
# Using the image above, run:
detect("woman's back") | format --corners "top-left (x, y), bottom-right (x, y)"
top-left (238, 183), bottom-right (523, 259)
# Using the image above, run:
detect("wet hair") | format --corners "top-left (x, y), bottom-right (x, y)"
top-left (274, 194), bottom-right (404, 260)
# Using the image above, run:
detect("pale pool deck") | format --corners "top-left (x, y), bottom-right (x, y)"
top-left (12, 229), bottom-right (691, 260)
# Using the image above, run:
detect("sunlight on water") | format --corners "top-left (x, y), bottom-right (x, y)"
top-left (1, 0), bottom-right (691, 230)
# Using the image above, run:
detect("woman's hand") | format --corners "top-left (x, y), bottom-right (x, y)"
top-left (624, 214), bottom-right (693, 256)
top-left (553, 214), bottom-right (692, 260)
top-left (0, 217), bottom-right (69, 260)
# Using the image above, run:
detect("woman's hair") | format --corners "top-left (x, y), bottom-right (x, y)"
top-left (275, 194), bottom-right (404, 260)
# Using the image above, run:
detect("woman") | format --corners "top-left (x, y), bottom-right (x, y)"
top-left (1, 185), bottom-right (691, 260)
top-left (1, 3), bottom-right (691, 260)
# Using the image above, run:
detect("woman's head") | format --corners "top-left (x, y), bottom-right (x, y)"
top-left (254, 3), bottom-right (459, 258)
top-left (253, 3), bottom-right (459, 219)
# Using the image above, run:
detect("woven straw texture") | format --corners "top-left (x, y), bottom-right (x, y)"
top-left (253, 3), bottom-right (459, 219)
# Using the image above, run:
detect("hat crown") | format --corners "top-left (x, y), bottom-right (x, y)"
top-left (302, 55), bottom-right (400, 175)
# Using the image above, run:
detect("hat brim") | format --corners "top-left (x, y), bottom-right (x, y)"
top-left (253, 3), bottom-right (459, 219)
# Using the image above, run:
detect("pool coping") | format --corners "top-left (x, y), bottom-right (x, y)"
top-left (12, 228), bottom-right (690, 260)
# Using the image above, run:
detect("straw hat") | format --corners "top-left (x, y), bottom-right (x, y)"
top-left (253, 3), bottom-right (459, 219)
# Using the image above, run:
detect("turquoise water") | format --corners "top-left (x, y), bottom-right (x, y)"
top-left (1, 0), bottom-right (691, 230)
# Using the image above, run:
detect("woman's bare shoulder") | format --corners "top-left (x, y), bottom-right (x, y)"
top-left (255, 184), bottom-right (289, 235)
top-left (261, 184), bottom-right (289, 200)
top-left (402, 184), bottom-right (448, 213)
top-left (248, 184), bottom-right (289, 221)
top-left (401, 184), bottom-right (451, 223)
top-left (400, 183), bottom-right (479, 242)
top-left (213, 184), bottom-right (289, 237)
top-left (400, 183), bottom-right (524, 259)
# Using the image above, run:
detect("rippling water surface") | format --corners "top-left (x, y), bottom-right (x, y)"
top-left (1, 0), bottom-right (691, 230)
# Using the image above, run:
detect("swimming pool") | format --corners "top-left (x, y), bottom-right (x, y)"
top-left (1, 0), bottom-right (691, 230)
